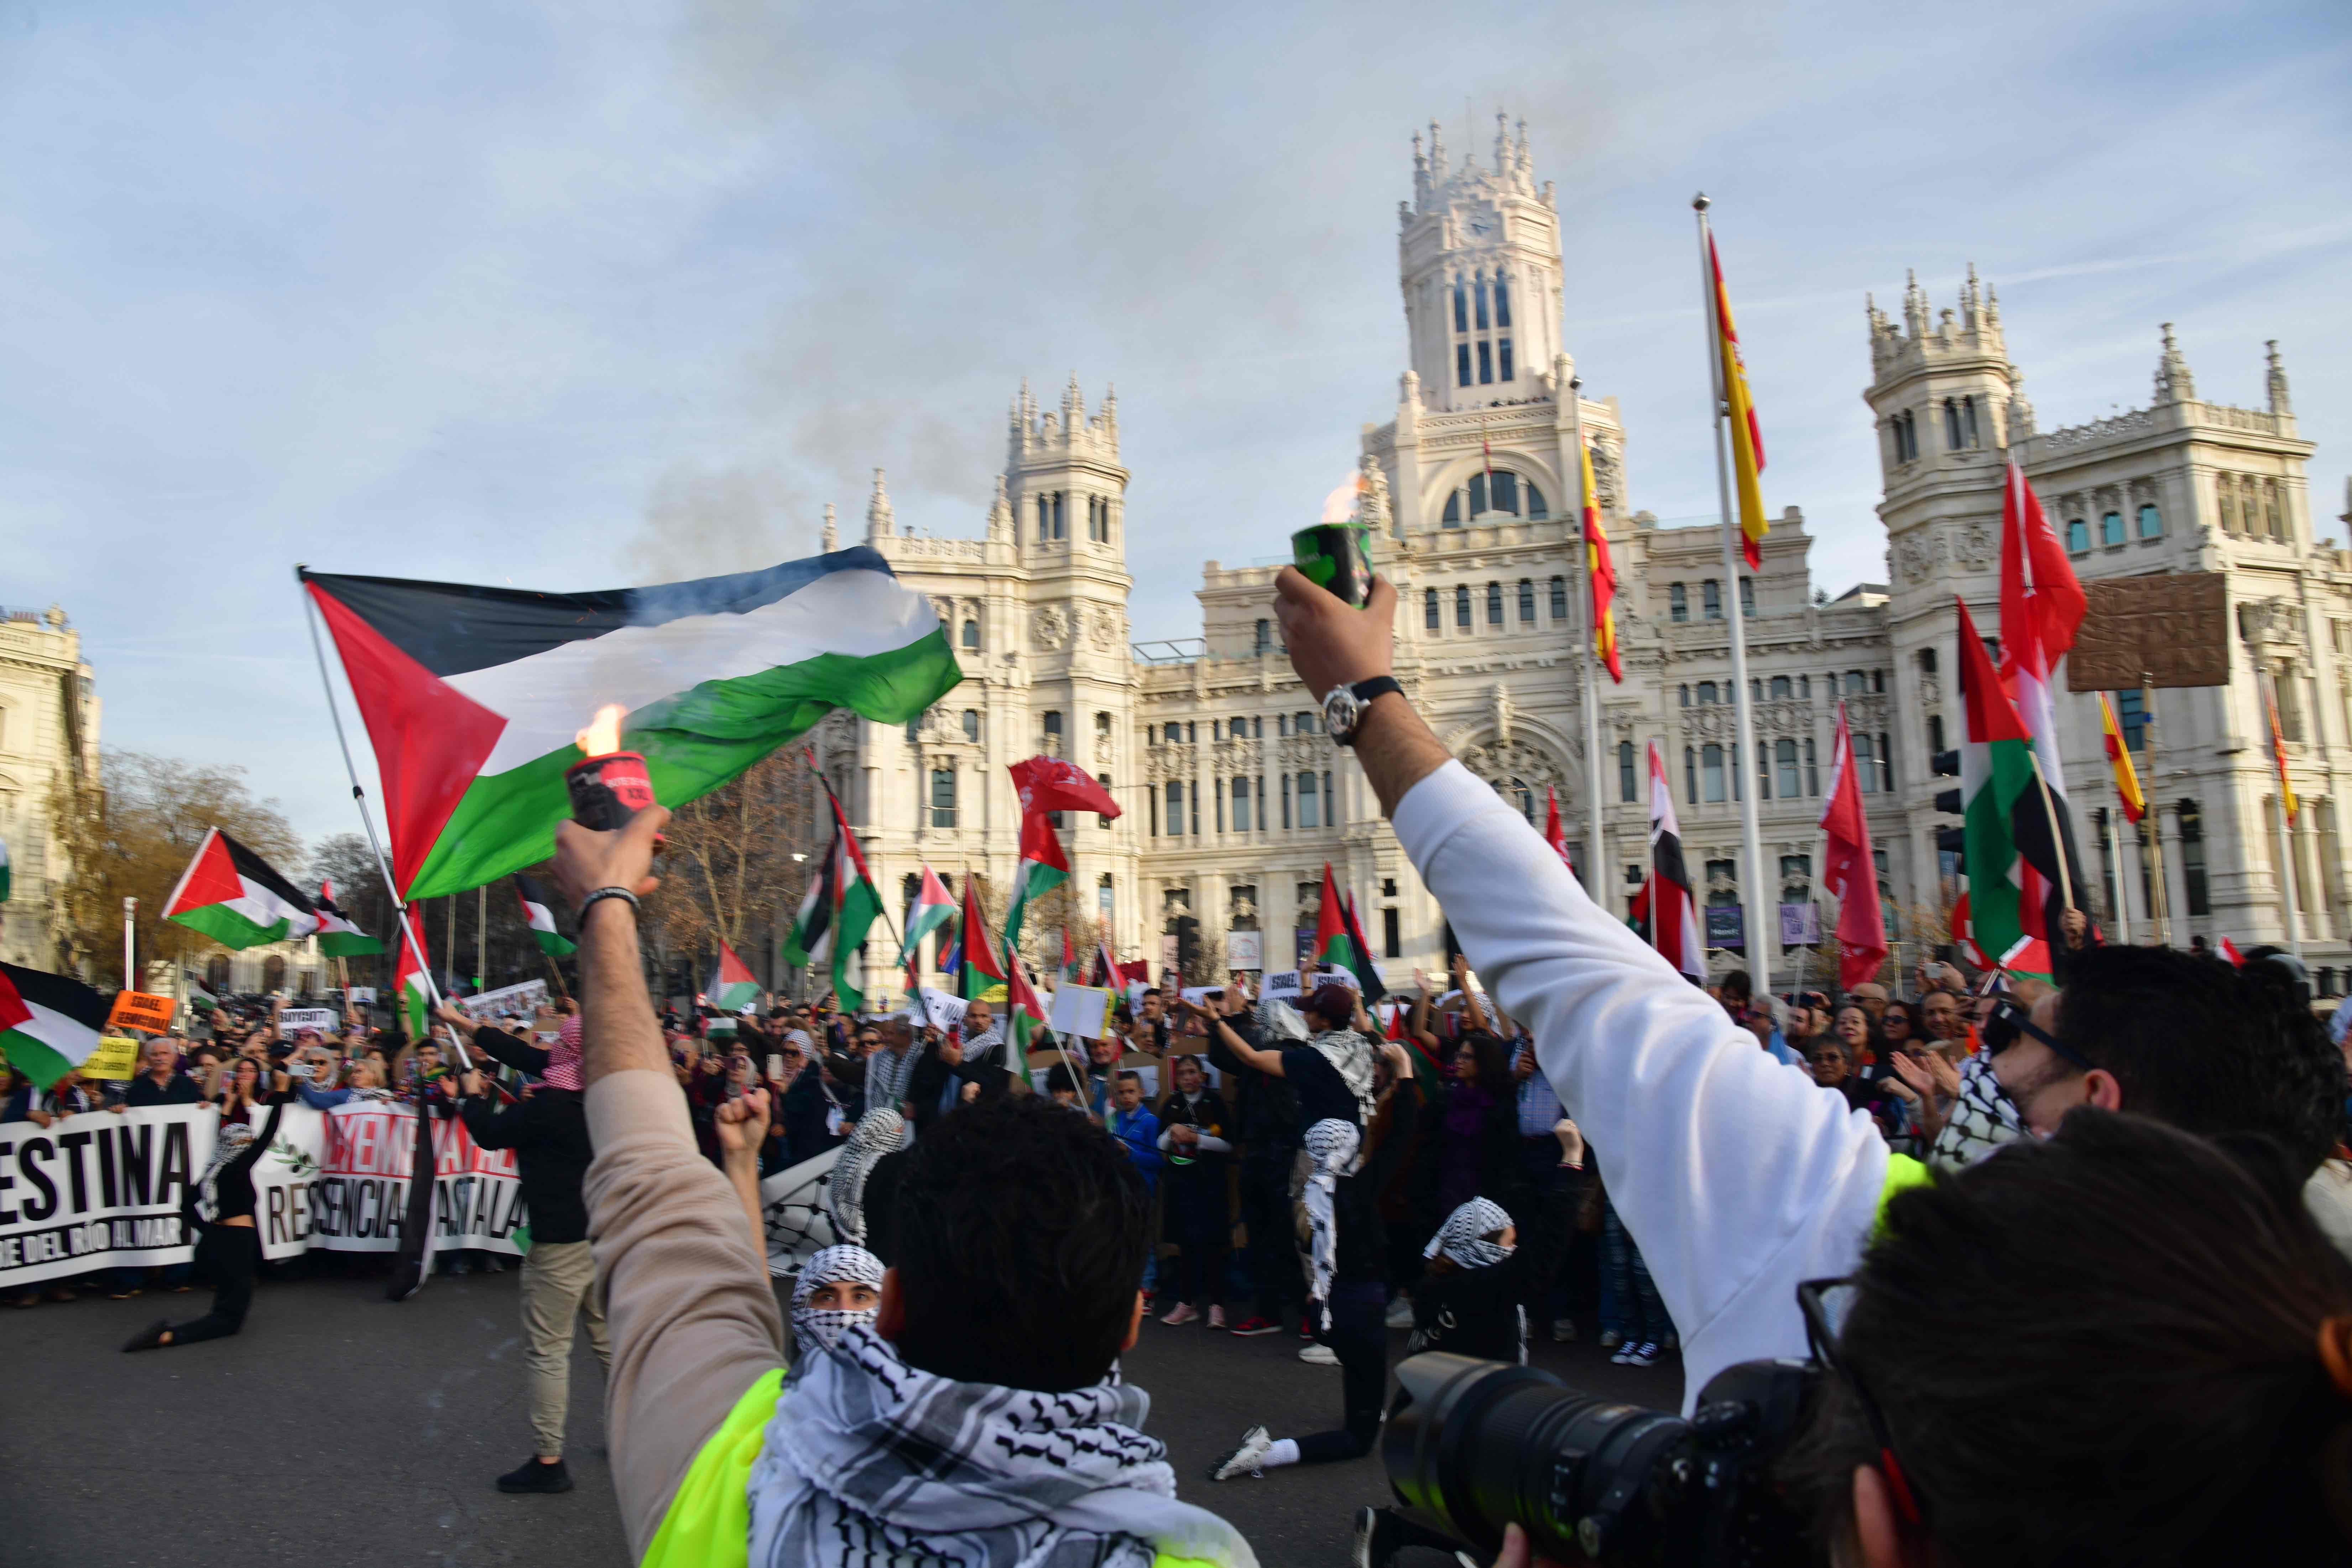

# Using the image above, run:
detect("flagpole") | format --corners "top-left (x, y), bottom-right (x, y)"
top-left (2026, 750), bottom-right (2076, 914)
top-left (2140, 674), bottom-right (2174, 946)
top-left (2106, 806), bottom-right (2133, 944)
top-left (2261, 667), bottom-right (2304, 959)
top-left (1569, 375), bottom-right (1607, 901)
top-left (1693, 195), bottom-right (1771, 992)
top-left (296, 570), bottom-right (471, 1072)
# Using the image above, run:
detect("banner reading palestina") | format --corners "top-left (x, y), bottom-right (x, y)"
top-left (0, 1100), bottom-right (527, 1289)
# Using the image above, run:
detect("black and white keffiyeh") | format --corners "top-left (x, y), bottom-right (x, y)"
top-left (193, 1121), bottom-right (256, 1224)
top-left (1309, 1027), bottom-right (1378, 1131)
top-left (1301, 1117), bottom-right (1361, 1326)
top-left (789, 1244), bottom-right (885, 1368)
top-left (958, 1024), bottom-right (1006, 1069)
top-left (1928, 1051), bottom-right (2022, 1173)
top-left (825, 1106), bottom-right (908, 1247)
top-left (1424, 1196), bottom-right (1516, 1269)
top-left (747, 1324), bottom-right (1256, 1568)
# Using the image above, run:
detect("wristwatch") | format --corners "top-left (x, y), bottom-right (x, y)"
top-left (1322, 676), bottom-right (1403, 747)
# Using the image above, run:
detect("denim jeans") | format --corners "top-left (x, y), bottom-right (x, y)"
top-left (1601, 1206), bottom-right (1670, 1346)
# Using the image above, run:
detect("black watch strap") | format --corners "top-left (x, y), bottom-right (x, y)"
top-left (1337, 676), bottom-right (1403, 745)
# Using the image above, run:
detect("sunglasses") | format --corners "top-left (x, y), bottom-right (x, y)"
top-left (1797, 1277), bottom-right (1925, 1529)
top-left (1983, 994), bottom-right (2098, 1073)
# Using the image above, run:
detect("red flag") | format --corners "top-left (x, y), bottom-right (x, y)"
top-left (1579, 442), bottom-right (1622, 682)
top-left (2219, 937), bottom-right (2246, 967)
top-left (1641, 741), bottom-right (1704, 981)
top-left (1541, 787), bottom-right (1575, 874)
top-left (1008, 757), bottom-right (1121, 821)
top-left (1819, 703), bottom-right (1889, 992)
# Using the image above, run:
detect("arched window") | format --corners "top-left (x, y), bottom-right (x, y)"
top-left (1777, 738), bottom-right (1800, 799)
top-left (2066, 517), bottom-right (2090, 552)
top-left (2101, 510), bottom-right (2124, 547)
top-left (1441, 491), bottom-right (1461, 526)
top-left (1962, 395), bottom-right (1980, 448)
top-left (1769, 675), bottom-right (1792, 699)
top-left (1669, 583), bottom-right (1688, 622)
top-left (930, 769), bottom-right (957, 828)
top-left (1549, 576), bottom-right (1568, 619)
top-left (1702, 580), bottom-right (1722, 620)
top-left (1296, 771), bottom-right (1321, 829)
top-left (205, 953), bottom-right (230, 991)
top-left (1944, 398), bottom-right (1964, 451)
top-left (961, 619), bottom-right (980, 650)
top-left (1845, 671), bottom-right (1869, 696)
top-left (1475, 272), bottom-right (1491, 330)
top-left (2137, 503), bottom-right (2162, 539)
top-left (1095, 710), bottom-right (1112, 743)
top-left (1254, 618), bottom-right (1272, 654)
top-left (1452, 277), bottom-right (1468, 333)
top-left (1164, 780), bottom-right (1184, 837)
top-left (1739, 577), bottom-right (1755, 618)
top-left (2265, 481), bottom-right (2284, 539)
top-left (1425, 588), bottom-right (1441, 630)
top-left (961, 709), bottom-right (980, 742)
top-left (1494, 273), bottom-right (1512, 328)
top-left (1449, 469), bottom-right (1548, 523)
top-left (2217, 477), bottom-right (2237, 533)
top-left (1518, 579), bottom-right (1536, 624)
top-left (1231, 776), bottom-right (1252, 832)
top-left (1701, 744), bottom-right (1726, 803)
top-left (1036, 495), bottom-right (1050, 543)
top-left (1455, 586), bottom-right (1472, 628)
top-left (262, 954), bottom-right (287, 993)
top-left (1486, 582), bottom-right (1504, 625)
top-left (1679, 683), bottom-right (1690, 707)
top-left (1697, 682), bottom-right (1718, 705)
top-left (1854, 733), bottom-right (1877, 795)
top-left (1618, 741), bottom-right (1637, 802)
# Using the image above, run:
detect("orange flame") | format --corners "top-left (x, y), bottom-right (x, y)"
top-left (575, 703), bottom-right (627, 758)
top-left (1319, 472), bottom-right (1367, 525)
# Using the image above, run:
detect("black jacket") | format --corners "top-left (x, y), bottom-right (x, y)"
top-left (1334, 1080), bottom-right (1421, 1286)
top-left (127, 1073), bottom-right (202, 1108)
top-left (459, 1088), bottom-right (591, 1245)
top-left (1205, 1016), bottom-right (1300, 1156)
top-left (1408, 1166), bottom-right (1581, 1364)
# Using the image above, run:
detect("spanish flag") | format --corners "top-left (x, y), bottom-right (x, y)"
top-left (2266, 683), bottom-right (2298, 826)
top-left (2097, 693), bottom-right (2145, 824)
top-left (1580, 442), bottom-right (1621, 682)
top-left (1707, 234), bottom-right (1768, 570)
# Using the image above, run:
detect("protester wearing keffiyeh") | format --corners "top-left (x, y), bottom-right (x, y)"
top-left (1423, 1195), bottom-right (1516, 1270)
top-left (789, 1244), bottom-right (885, 1370)
top-left (1300, 1118), bottom-right (1361, 1327)
top-left (747, 1323), bottom-right (1256, 1568)
top-left (826, 1105), bottom-right (908, 1250)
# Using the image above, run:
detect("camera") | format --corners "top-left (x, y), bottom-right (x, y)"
top-left (286, 1062), bottom-right (315, 1080)
top-left (1382, 1352), bottom-right (1820, 1566)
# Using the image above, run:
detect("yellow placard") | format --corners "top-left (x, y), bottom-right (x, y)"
top-left (80, 1036), bottom-right (140, 1080)
top-left (107, 990), bottom-right (178, 1034)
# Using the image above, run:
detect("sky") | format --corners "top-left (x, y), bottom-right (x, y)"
top-left (6, 0), bottom-right (2348, 846)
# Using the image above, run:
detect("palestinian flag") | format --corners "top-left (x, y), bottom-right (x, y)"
top-left (0, 963), bottom-right (112, 1089)
top-left (514, 875), bottom-right (576, 957)
top-left (163, 829), bottom-right (319, 950)
top-left (1996, 461), bottom-right (2088, 956)
top-left (783, 782), bottom-right (883, 1013)
top-left (708, 939), bottom-right (761, 1012)
top-left (1339, 890), bottom-right (1389, 1004)
top-left (391, 908), bottom-right (432, 1040)
top-left (0, 834), bottom-right (10, 902)
top-left (895, 865), bottom-right (954, 971)
top-left (1003, 809), bottom-right (1069, 955)
top-left (1061, 928), bottom-right (1083, 984)
top-left (1005, 948), bottom-right (1049, 1056)
top-left (1640, 740), bottom-right (1705, 981)
top-left (183, 973), bottom-right (218, 1012)
top-left (1542, 787), bottom-right (1575, 874)
top-left (953, 875), bottom-right (1009, 1002)
top-left (300, 547), bottom-right (962, 900)
top-left (1956, 597), bottom-right (2043, 978)
top-left (1089, 936), bottom-right (1121, 989)
top-left (315, 880), bottom-right (385, 958)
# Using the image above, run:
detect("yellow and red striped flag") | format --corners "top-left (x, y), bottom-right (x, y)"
top-left (1580, 441), bottom-right (1621, 681)
top-left (2266, 683), bottom-right (2298, 825)
top-left (2096, 692), bottom-right (2145, 824)
top-left (1707, 234), bottom-right (1769, 570)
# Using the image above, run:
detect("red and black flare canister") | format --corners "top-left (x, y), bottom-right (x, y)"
top-left (566, 704), bottom-right (661, 835)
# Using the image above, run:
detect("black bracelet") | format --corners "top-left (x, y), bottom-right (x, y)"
top-left (579, 886), bottom-right (640, 921)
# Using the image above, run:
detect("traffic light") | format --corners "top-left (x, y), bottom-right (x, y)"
top-left (1172, 913), bottom-right (1200, 978)
top-left (1931, 749), bottom-right (1964, 855)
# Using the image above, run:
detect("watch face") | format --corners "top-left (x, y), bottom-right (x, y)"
top-left (1323, 687), bottom-right (1360, 736)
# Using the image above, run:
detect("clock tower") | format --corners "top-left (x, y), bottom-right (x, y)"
top-left (1398, 114), bottom-right (1564, 415)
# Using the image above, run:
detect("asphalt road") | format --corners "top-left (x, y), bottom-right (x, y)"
top-left (1, 1265), bottom-right (1681, 1568)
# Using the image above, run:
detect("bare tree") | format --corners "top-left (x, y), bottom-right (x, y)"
top-left (641, 753), bottom-right (826, 989)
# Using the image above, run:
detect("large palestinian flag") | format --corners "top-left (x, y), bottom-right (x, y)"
top-left (896, 865), bottom-right (954, 973)
top-left (1956, 597), bottom-right (2042, 974)
top-left (0, 963), bottom-right (112, 1089)
top-left (163, 829), bottom-right (319, 950)
top-left (783, 783), bottom-right (883, 1013)
top-left (302, 548), bottom-right (961, 900)
top-left (315, 881), bottom-right (385, 958)
top-left (1003, 810), bottom-right (1069, 956)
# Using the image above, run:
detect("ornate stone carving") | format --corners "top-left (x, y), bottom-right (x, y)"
top-left (1459, 738), bottom-right (1564, 796)
top-left (1088, 606), bottom-right (1122, 651)
top-left (1033, 605), bottom-right (1070, 651)
top-left (1952, 520), bottom-right (1996, 572)
top-left (1491, 682), bottom-right (1515, 744)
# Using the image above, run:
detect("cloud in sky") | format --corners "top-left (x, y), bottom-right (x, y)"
top-left (3, 0), bottom-right (2346, 844)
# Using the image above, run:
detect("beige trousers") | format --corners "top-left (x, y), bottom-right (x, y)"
top-left (584, 1071), bottom-right (785, 1560)
top-left (520, 1238), bottom-right (612, 1458)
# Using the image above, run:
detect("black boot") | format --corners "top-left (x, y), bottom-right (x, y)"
top-left (122, 1319), bottom-right (174, 1353)
top-left (496, 1456), bottom-right (573, 1494)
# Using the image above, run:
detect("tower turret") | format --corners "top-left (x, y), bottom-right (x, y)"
top-left (1397, 117), bottom-right (1560, 413)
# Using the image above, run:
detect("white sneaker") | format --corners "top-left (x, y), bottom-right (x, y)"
top-left (1299, 1343), bottom-right (1340, 1366)
top-left (1599, 1329), bottom-right (1622, 1350)
top-left (1384, 1297), bottom-right (1415, 1329)
top-left (1625, 1341), bottom-right (1660, 1368)
top-left (1609, 1341), bottom-right (1637, 1365)
top-left (1160, 1302), bottom-right (1199, 1327)
top-left (1207, 1305), bottom-right (1227, 1330)
top-left (1209, 1424), bottom-right (1272, 1481)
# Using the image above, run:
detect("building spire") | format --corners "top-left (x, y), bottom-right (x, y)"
top-left (2266, 340), bottom-right (2293, 416)
top-left (865, 468), bottom-right (895, 539)
top-left (1903, 269), bottom-right (1927, 337)
top-left (1493, 109), bottom-right (1509, 173)
top-left (821, 501), bottom-right (838, 552)
top-left (1427, 118), bottom-right (1445, 179)
top-left (2153, 323), bottom-right (2195, 405)
top-left (986, 474), bottom-right (1013, 543)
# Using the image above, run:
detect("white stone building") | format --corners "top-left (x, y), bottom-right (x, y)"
top-left (815, 118), bottom-right (2352, 1000)
top-left (0, 605), bottom-right (100, 971)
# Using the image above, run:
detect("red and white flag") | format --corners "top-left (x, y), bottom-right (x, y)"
top-left (2219, 937), bottom-right (2246, 968)
top-left (1997, 461), bottom-right (2088, 948)
top-left (1819, 703), bottom-right (1889, 992)
top-left (1541, 786), bottom-right (1575, 874)
top-left (1640, 741), bottom-right (1704, 981)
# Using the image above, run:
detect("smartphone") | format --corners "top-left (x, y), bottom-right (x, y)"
top-left (767, 1053), bottom-right (784, 1079)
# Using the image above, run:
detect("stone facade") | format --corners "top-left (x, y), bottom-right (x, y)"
top-left (0, 606), bottom-right (99, 970)
top-left (816, 121), bottom-right (2350, 1000)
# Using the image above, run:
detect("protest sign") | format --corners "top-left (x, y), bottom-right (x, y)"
top-left (80, 1036), bottom-right (140, 1080)
top-left (345, 986), bottom-right (376, 1005)
top-left (107, 991), bottom-right (177, 1035)
top-left (298, 1101), bottom-right (525, 1259)
top-left (0, 1104), bottom-right (205, 1286)
top-left (1047, 984), bottom-right (1111, 1040)
top-left (457, 979), bottom-right (548, 1021)
top-left (1226, 931), bottom-right (1263, 971)
top-left (280, 1007), bottom-right (339, 1034)
top-left (918, 988), bottom-right (969, 1034)
top-left (1261, 970), bottom-right (1303, 1002)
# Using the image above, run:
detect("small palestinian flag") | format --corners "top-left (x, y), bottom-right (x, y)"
top-left (709, 939), bottom-right (761, 1012)
top-left (1339, 890), bottom-right (1389, 1003)
top-left (514, 875), bottom-right (576, 957)
top-left (1003, 809), bottom-right (1069, 955)
top-left (954, 874), bottom-right (1009, 1002)
top-left (163, 829), bottom-right (319, 950)
top-left (0, 962), bottom-right (112, 1089)
top-left (1956, 597), bottom-right (2042, 978)
top-left (896, 865), bottom-right (954, 971)
top-left (301, 547), bottom-right (962, 901)
top-left (1311, 864), bottom-right (1383, 1000)
top-left (391, 908), bottom-right (432, 1040)
top-left (783, 781), bottom-right (883, 1012)
top-left (315, 880), bottom-right (385, 958)
top-left (0, 834), bottom-right (10, 902)
top-left (1005, 947), bottom-right (1049, 1056)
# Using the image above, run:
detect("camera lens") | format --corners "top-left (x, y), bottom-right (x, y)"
top-left (1384, 1353), bottom-right (1688, 1562)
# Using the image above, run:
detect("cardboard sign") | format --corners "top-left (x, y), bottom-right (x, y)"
top-left (1261, 970), bottom-right (1303, 1002)
top-left (2066, 572), bottom-right (2230, 691)
top-left (1047, 984), bottom-right (1111, 1041)
top-left (280, 1007), bottom-right (339, 1034)
top-left (106, 991), bottom-right (176, 1035)
top-left (80, 1036), bottom-right (140, 1080)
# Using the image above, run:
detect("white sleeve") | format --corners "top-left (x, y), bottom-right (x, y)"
top-left (1392, 760), bottom-right (1888, 1407)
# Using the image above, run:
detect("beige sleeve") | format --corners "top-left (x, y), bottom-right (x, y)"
top-left (585, 1069), bottom-right (784, 1559)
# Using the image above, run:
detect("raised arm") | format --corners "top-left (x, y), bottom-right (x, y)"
top-left (1180, 1000), bottom-right (1283, 1077)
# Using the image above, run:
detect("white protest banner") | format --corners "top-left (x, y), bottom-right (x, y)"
top-left (280, 1007), bottom-right (339, 1033)
top-left (0, 1104), bottom-right (207, 1287)
top-left (1261, 970), bottom-right (1303, 1002)
top-left (1047, 984), bottom-right (1111, 1041)
top-left (457, 979), bottom-right (549, 1021)
top-left (1226, 930), bottom-right (1263, 971)
top-left (301, 1100), bottom-right (526, 1257)
top-left (918, 988), bottom-right (969, 1035)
